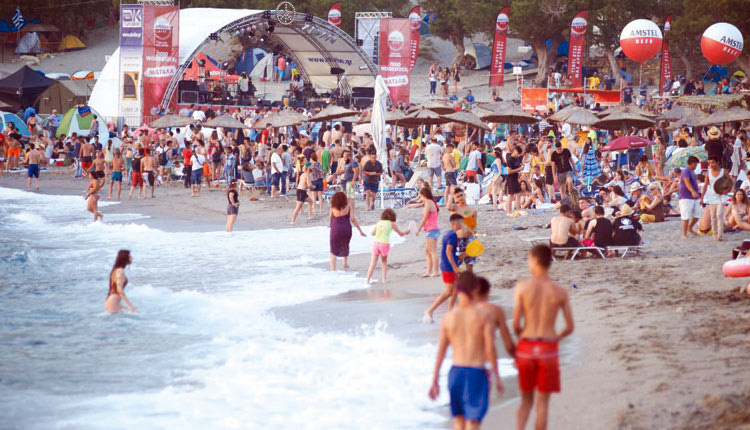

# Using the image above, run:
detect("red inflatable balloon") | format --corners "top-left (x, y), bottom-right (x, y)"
top-left (620, 19), bottom-right (662, 62)
top-left (701, 23), bottom-right (744, 65)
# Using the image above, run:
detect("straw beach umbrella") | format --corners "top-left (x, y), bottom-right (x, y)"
top-left (596, 105), bottom-right (657, 119)
top-left (547, 105), bottom-right (582, 123)
top-left (409, 100), bottom-right (454, 115)
top-left (593, 109), bottom-right (655, 130)
top-left (656, 105), bottom-right (702, 122)
top-left (697, 107), bottom-right (750, 126)
top-left (251, 108), bottom-right (308, 129)
top-left (148, 114), bottom-right (193, 128)
top-left (205, 115), bottom-right (250, 129)
top-left (483, 104), bottom-right (538, 125)
top-left (559, 108), bottom-right (600, 126)
top-left (308, 104), bottom-right (359, 122)
top-left (441, 111), bottom-right (489, 130)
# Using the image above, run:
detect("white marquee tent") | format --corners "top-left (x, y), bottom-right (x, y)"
top-left (90, 8), bottom-right (377, 119)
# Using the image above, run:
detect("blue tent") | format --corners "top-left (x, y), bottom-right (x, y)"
top-left (558, 41), bottom-right (569, 56)
top-left (234, 47), bottom-right (268, 76)
top-left (703, 65), bottom-right (728, 83)
top-left (0, 111), bottom-right (31, 136)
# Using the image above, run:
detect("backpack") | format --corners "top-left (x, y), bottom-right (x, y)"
top-left (158, 150), bottom-right (167, 166)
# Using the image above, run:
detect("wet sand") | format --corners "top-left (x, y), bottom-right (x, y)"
top-left (3, 167), bottom-right (750, 429)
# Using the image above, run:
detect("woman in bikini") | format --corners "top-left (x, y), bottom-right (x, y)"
top-left (724, 189), bottom-right (750, 231)
top-left (104, 250), bottom-right (137, 313)
top-left (226, 179), bottom-right (240, 232)
top-left (84, 170), bottom-right (104, 222)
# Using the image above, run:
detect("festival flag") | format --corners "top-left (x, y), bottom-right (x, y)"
top-left (659, 15), bottom-right (673, 96)
top-left (489, 7), bottom-right (510, 87)
top-left (12, 7), bottom-right (24, 30)
top-left (379, 18), bottom-right (413, 105)
top-left (77, 105), bottom-right (92, 117)
top-left (567, 11), bottom-right (588, 88)
top-left (327, 2), bottom-right (341, 27)
top-left (141, 4), bottom-right (180, 116)
top-left (407, 6), bottom-right (421, 72)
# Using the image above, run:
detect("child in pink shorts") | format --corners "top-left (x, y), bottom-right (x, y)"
top-left (366, 208), bottom-right (408, 284)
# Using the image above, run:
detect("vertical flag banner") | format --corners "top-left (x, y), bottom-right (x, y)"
top-left (142, 4), bottom-right (179, 116)
top-left (407, 6), bottom-right (421, 72)
top-left (12, 7), bottom-right (24, 30)
top-left (379, 18), bottom-right (413, 105)
top-left (119, 4), bottom-right (143, 117)
top-left (489, 7), bottom-right (509, 87)
top-left (660, 15), bottom-right (673, 96)
top-left (327, 2), bottom-right (341, 27)
top-left (567, 11), bottom-right (588, 88)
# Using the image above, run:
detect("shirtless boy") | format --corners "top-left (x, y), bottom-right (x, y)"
top-left (549, 204), bottom-right (580, 247)
top-left (423, 214), bottom-right (464, 323)
top-left (25, 145), bottom-right (46, 190)
top-left (513, 245), bottom-right (574, 430)
top-left (429, 272), bottom-right (503, 430)
top-left (141, 148), bottom-right (157, 198)
top-left (80, 138), bottom-right (94, 176)
top-left (442, 143), bottom-right (458, 205)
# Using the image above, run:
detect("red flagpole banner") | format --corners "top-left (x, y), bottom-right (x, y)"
top-left (489, 7), bottom-right (510, 87)
top-left (660, 15), bottom-right (673, 96)
top-left (379, 18), bottom-right (413, 105)
top-left (327, 2), bottom-right (341, 27)
top-left (142, 4), bottom-right (179, 116)
top-left (407, 6), bottom-right (421, 72)
top-left (567, 11), bottom-right (588, 88)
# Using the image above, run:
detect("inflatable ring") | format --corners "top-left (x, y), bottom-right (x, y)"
top-left (722, 257), bottom-right (750, 277)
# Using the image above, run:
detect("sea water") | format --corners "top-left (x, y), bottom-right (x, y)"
top-left (0, 187), bottom-right (515, 430)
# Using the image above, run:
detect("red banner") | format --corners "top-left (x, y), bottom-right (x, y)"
top-left (379, 18), bottom-right (412, 105)
top-left (489, 7), bottom-right (509, 87)
top-left (327, 2), bottom-right (341, 27)
top-left (660, 15), bottom-right (673, 96)
top-left (142, 5), bottom-right (179, 116)
top-left (567, 11), bottom-right (588, 88)
top-left (407, 6), bottom-right (421, 71)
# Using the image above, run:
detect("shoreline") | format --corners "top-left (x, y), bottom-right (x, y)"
top-left (2, 168), bottom-right (750, 428)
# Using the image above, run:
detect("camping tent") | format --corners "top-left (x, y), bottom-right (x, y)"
top-left (250, 53), bottom-right (274, 81)
top-left (16, 32), bottom-right (41, 55)
top-left (0, 112), bottom-right (31, 136)
top-left (0, 65), bottom-right (55, 110)
top-left (234, 47), bottom-right (268, 76)
top-left (38, 80), bottom-right (94, 114)
top-left (56, 106), bottom-right (109, 143)
top-left (58, 34), bottom-right (85, 52)
top-left (464, 43), bottom-right (491, 70)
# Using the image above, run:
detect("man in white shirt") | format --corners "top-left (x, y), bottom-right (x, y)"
top-left (731, 132), bottom-right (747, 180)
top-left (425, 139), bottom-right (443, 189)
top-left (192, 108), bottom-right (206, 123)
top-left (190, 147), bottom-right (206, 197)
top-left (173, 128), bottom-right (185, 148)
top-left (270, 146), bottom-right (284, 198)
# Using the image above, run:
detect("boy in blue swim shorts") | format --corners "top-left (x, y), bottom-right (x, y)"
top-left (429, 271), bottom-right (503, 429)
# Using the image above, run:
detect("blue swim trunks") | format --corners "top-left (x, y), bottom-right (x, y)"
top-left (448, 365), bottom-right (489, 422)
top-left (27, 164), bottom-right (39, 178)
top-left (111, 171), bottom-right (123, 182)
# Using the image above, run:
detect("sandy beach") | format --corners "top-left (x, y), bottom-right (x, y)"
top-left (2, 165), bottom-right (749, 429)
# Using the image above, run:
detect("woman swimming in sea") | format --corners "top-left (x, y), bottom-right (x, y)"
top-left (84, 170), bottom-right (104, 222)
top-left (105, 250), bottom-right (137, 313)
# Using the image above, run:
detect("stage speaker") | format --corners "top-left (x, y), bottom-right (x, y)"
top-left (180, 90), bottom-right (198, 104)
top-left (178, 80), bottom-right (199, 92)
top-left (352, 87), bottom-right (374, 98)
top-left (353, 97), bottom-right (373, 109)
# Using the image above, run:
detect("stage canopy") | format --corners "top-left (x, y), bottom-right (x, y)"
top-left (90, 8), bottom-right (378, 119)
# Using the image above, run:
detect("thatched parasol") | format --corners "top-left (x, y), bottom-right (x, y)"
top-left (205, 115), bottom-right (250, 129)
top-left (251, 108), bottom-right (308, 129)
top-left (592, 110), bottom-right (655, 130)
top-left (674, 93), bottom-right (750, 109)
top-left (697, 107), bottom-right (750, 126)
top-left (556, 107), bottom-right (600, 126)
top-left (657, 105), bottom-right (702, 122)
top-left (547, 105), bottom-right (582, 123)
top-left (482, 104), bottom-right (538, 125)
top-left (149, 114), bottom-right (193, 128)
top-left (308, 104), bottom-right (359, 122)
top-left (441, 111), bottom-right (489, 130)
top-left (596, 105), bottom-right (657, 119)
top-left (399, 107), bottom-right (449, 128)
top-left (409, 100), bottom-right (455, 115)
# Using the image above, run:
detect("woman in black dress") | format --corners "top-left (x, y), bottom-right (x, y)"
top-left (226, 179), bottom-right (240, 232)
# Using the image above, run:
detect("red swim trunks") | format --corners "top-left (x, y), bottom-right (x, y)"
top-left (515, 338), bottom-right (560, 393)
top-left (132, 172), bottom-right (144, 187)
top-left (441, 270), bottom-right (456, 285)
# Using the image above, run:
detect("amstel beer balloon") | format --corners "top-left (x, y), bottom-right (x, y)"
top-left (620, 19), bottom-right (662, 62)
top-left (701, 22), bottom-right (744, 65)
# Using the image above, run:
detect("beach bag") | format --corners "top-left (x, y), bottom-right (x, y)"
top-left (714, 175), bottom-right (733, 195)
top-left (158, 151), bottom-right (167, 166)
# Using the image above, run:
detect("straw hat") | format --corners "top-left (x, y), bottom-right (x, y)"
top-left (619, 204), bottom-right (634, 217)
top-left (707, 126), bottom-right (721, 139)
top-left (628, 182), bottom-right (644, 193)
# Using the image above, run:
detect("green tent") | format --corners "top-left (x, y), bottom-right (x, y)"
top-left (56, 105), bottom-right (108, 142)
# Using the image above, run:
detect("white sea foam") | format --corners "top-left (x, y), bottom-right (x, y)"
top-left (0, 187), bottom-right (513, 430)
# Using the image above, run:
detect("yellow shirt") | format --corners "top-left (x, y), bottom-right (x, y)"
top-left (452, 148), bottom-right (461, 166)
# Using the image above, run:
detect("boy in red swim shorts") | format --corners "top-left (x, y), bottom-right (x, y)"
top-left (423, 214), bottom-right (464, 323)
top-left (512, 244), bottom-right (574, 430)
